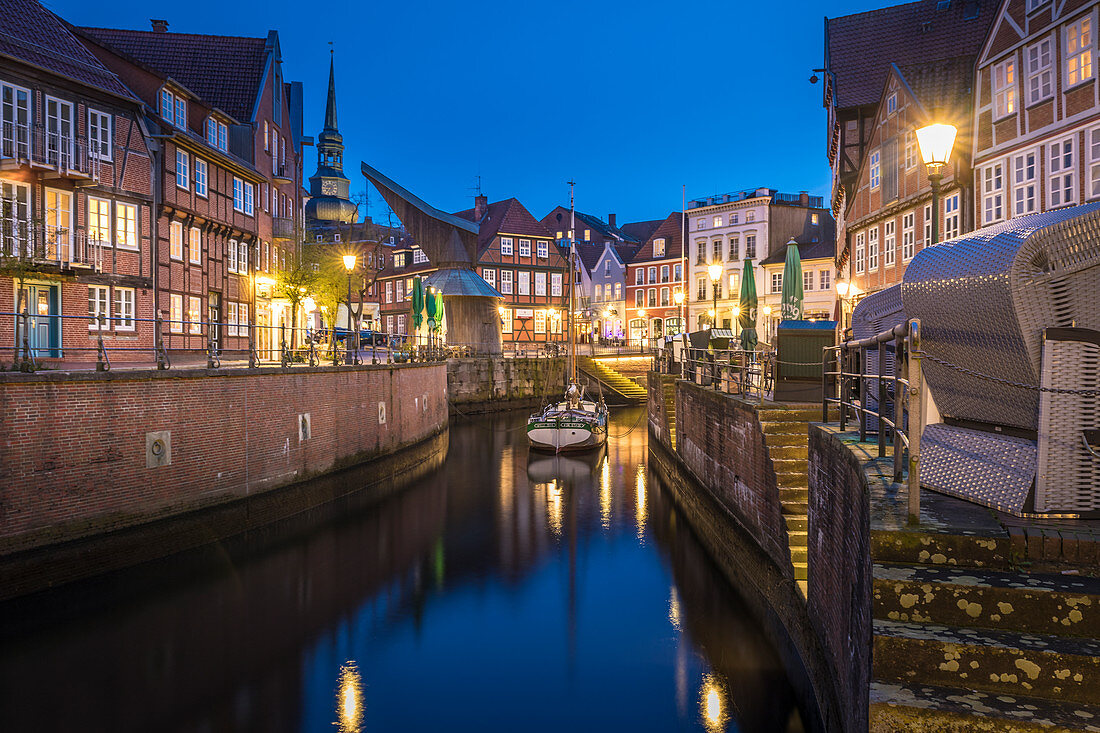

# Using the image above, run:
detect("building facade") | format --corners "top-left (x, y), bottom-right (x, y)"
top-left (622, 214), bottom-right (685, 344)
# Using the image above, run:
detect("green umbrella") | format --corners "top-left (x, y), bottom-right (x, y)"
top-left (780, 239), bottom-right (804, 322)
top-left (426, 287), bottom-right (437, 331)
top-left (434, 290), bottom-right (445, 331)
top-left (411, 276), bottom-right (424, 330)
top-left (738, 259), bottom-right (758, 352)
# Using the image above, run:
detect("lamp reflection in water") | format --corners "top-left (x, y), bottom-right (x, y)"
top-left (667, 586), bottom-right (682, 631)
top-left (599, 456), bottom-right (612, 529)
top-left (635, 463), bottom-right (647, 540)
top-left (336, 661), bottom-right (363, 733)
top-left (699, 672), bottom-right (729, 733)
top-left (546, 479), bottom-right (563, 536)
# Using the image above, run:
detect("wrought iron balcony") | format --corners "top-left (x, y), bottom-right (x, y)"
top-left (1, 220), bottom-right (105, 270)
top-left (272, 216), bottom-right (295, 241)
top-left (272, 163), bottom-right (293, 185)
top-left (0, 123), bottom-right (100, 182)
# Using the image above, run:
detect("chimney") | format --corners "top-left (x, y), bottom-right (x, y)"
top-left (799, 190), bottom-right (810, 207)
top-left (474, 194), bottom-right (488, 221)
top-left (608, 213), bottom-right (617, 228)
top-left (151, 19), bottom-right (169, 33)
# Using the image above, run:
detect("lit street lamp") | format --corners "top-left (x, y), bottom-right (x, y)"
top-left (637, 308), bottom-right (647, 352)
top-left (916, 122), bottom-right (958, 246)
top-left (673, 290), bottom-right (685, 335)
top-left (342, 253), bottom-right (357, 365)
top-left (708, 262), bottom-right (722, 329)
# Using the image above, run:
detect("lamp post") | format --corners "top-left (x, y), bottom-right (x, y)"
top-left (637, 308), bottom-right (646, 352)
top-left (762, 304), bottom-right (773, 344)
top-left (342, 253), bottom-right (357, 365)
top-left (674, 290), bottom-right (685, 335)
top-left (915, 122), bottom-right (958, 247)
top-left (708, 262), bottom-right (722, 330)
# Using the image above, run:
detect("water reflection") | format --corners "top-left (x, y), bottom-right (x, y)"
top-left (0, 406), bottom-right (810, 732)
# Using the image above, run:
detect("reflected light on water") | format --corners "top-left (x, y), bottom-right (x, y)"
top-left (547, 480), bottom-right (563, 537)
top-left (599, 456), bottom-right (611, 529)
top-left (668, 586), bottom-right (681, 631)
top-left (699, 673), bottom-right (728, 733)
top-left (336, 662), bottom-right (363, 733)
top-left (635, 463), bottom-right (647, 540)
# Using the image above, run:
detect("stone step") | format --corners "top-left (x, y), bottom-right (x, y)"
top-left (758, 408), bottom-right (830, 422)
top-left (769, 445), bottom-right (809, 460)
top-left (870, 680), bottom-right (1100, 732)
top-left (873, 619), bottom-right (1100, 705)
top-left (781, 502), bottom-right (809, 516)
top-left (776, 471), bottom-right (808, 489)
top-left (792, 561), bottom-right (808, 581)
top-left (779, 487), bottom-right (809, 503)
top-left (762, 433), bottom-right (806, 447)
top-left (759, 420), bottom-right (810, 435)
top-left (771, 457), bottom-right (809, 474)
top-left (873, 563), bottom-right (1100, 638)
top-left (790, 545), bottom-right (808, 563)
top-left (872, 529), bottom-right (1013, 570)
top-left (784, 515), bottom-right (808, 532)
top-left (788, 529), bottom-right (808, 546)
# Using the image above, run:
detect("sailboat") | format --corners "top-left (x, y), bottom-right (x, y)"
top-left (527, 181), bottom-right (609, 453)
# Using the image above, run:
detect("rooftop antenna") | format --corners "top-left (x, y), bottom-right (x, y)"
top-left (468, 174), bottom-right (483, 197)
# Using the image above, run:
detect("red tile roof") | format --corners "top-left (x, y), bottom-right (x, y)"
top-left (454, 197), bottom-right (553, 256)
top-left (79, 26), bottom-right (268, 121)
top-left (0, 0), bottom-right (134, 100)
top-left (619, 219), bottom-right (664, 245)
top-left (625, 213), bottom-right (684, 263)
top-left (826, 0), bottom-right (994, 110)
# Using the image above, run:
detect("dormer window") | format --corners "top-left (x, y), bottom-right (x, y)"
top-left (206, 118), bottom-right (228, 152)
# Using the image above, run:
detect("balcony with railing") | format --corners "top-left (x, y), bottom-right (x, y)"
top-left (1, 220), bottom-right (104, 271)
top-left (272, 216), bottom-right (295, 242)
top-left (272, 163), bottom-right (293, 185)
top-left (0, 123), bottom-right (100, 182)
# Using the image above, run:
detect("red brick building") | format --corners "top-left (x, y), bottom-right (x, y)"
top-left (79, 20), bottom-right (304, 359)
top-left (622, 214), bottom-right (685, 343)
top-left (0, 0), bottom-right (154, 363)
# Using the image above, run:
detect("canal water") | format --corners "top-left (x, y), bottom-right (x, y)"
top-left (0, 407), bottom-right (810, 732)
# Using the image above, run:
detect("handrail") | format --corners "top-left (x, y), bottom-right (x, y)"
top-left (654, 341), bottom-right (774, 402)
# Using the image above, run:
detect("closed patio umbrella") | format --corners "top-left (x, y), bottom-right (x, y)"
top-left (738, 259), bottom-right (758, 352)
top-left (412, 276), bottom-right (424, 330)
top-left (780, 239), bottom-right (804, 322)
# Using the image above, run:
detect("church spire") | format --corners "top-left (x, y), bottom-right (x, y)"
top-left (323, 49), bottom-right (338, 133)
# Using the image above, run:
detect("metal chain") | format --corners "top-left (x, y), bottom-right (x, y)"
top-left (920, 351), bottom-right (1100, 396)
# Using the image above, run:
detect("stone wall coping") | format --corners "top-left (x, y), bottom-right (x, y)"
top-left (0, 362), bottom-right (442, 385)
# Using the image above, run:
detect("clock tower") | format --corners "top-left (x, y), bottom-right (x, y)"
top-left (305, 53), bottom-right (357, 224)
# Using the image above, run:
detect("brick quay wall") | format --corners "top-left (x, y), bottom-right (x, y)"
top-left (0, 363), bottom-right (448, 561)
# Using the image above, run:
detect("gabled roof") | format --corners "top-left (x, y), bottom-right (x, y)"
top-left (539, 206), bottom-right (638, 243)
top-left (574, 242), bottom-right (604, 273)
top-left (760, 238), bottom-right (836, 266)
top-left (619, 219), bottom-right (664, 244)
top-left (0, 0), bottom-right (134, 101)
top-left (79, 26), bottom-right (268, 121)
top-left (627, 213), bottom-right (685, 263)
top-left (453, 197), bottom-right (553, 256)
top-left (896, 55), bottom-right (976, 119)
top-left (826, 0), bottom-right (993, 111)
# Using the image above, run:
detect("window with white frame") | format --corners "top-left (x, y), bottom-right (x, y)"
top-left (482, 268), bottom-right (495, 287)
top-left (500, 237), bottom-right (513, 256)
top-left (170, 220), bottom-right (183, 260)
top-left (803, 270), bottom-right (814, 291)
top-left (1089, 127), bottom-right (1100, 199)
top-left (661, 287), bottom-right (670, 306)
top-left (867, 227), bottom-right (879, 270)
top-left (615, 282), bottom-right (622, 298)
top-left (188, 296), bottom-right (202, 334)
top-left (594, 284), bottom-right (602, 301)
top-left (116, 202), bottom-right (137, 250)
top-left (728, 236), bottom-right (739, 260)
top-left (604, 260), bottom-right (611, 275)
top-left (654, 238), bottom-right (666, 257)
top-left (727, 272), bottom-right (738, 294)
top-left (648, 266), bottom-right (657, 283)
top-left (660, 265), bottom-right (669, 282)
top-left (170, 293), bottom-right (183, 333)
top-left (263, 120), bottom-right (269, 151)
top-left (819, 269), bottom-right (831, 291)
top-left (1027, 38), bottom-right (1053, 104)
top-left (500, 270), bottom-right (513, 294)
top-left (551, 273), bottom-right (562, 296)
top-left (537, 240), bottom-right (548, 258)
top-left (712, 215), bottom-right (722, 227)
top-left (745, 234), bottom-right (757, 259)
top-left (176, 149), bottom-right (189, 189)
top-left (983, 163), bottom-right (1005, 223)
top-left (712, 240), bottom-right (722, 261)
top-left (746, 210), bottom-right (755, 222)
top-left (902, 211), bottom-right (915, 260)
top-left (88, 109), bottom-right (111, 161)
top-left (535, 271), bottom-right (547, 296)
top-left (238, 240), bottom-right (248, 272)
top-left (227, 301), bottom-right (239, 337)
top-left (583, 229), bottom-right (591, 241)
top-left (993, 58), bottom-right (1016, 118)
top-left (385, 281), bottom-right (393, 303)
top-left (88, 285), bottom-right (109, 330)
top-left (233, 178), bottom-right (254, 215)
top-left (648, 288), bottom-right (656, 307)
top-left (884, 219), bottom-right (896, 267)
top-left (1066, 17), bottom-right (1093, 87)
top-left (636, 268), bottom-right (644, 285)
top-left (943, 192), bottom-right (961, 239)
top-left (697, 218), bottom-right (705, 230)
top-left (397, 315), bottom-right (406, 334)
top-left (206, 118), bottom-right (228, 152)
top-left (636, 289), bottom-right (645, 307)
top-left (1048, 137), bottom-right (1075, 207)
top-left (500, 309), bottom-right (511, 334)
top-left (904, 130), bottom-right (916, 169)
top-left (870, 149), bottom-right (880, 190)
top-left (244, 181), bottom-right (254, 215)
top-left (923, 203), bottom-right (933, 245)
top-left (412, 248), bottom-right (428, 264)
top-left (1013, 150), bottom-right (1038, 214)
top-left (771, 272), bottom-right (782, 293)
top-left (228, 238), bottom-right (239, 273)
top-left (175, 97), bottom-right (186, 129)
top-left (187, 226), bottom-right (200, 264)
top-left (855, 232), bottom-right (866, 273)
top-left (396, 279), bottom-right (405, 301)
top-left (87, 196), bottom-right (108, 246)
top-left (518, 271), bottom-right (530, 295)
top-left (534, 309), bottom-right (546, 333)
top-left (45, 189), bottom-right (71, 258)
top-left (886, 92), bottom-right (897, 115)
top-left (194, 158), bottom-right (208, 197)
top-left (519, 238), bottom-right (531, 257)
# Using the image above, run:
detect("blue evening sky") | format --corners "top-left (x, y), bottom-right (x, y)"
top-left (52, 0), bottom-right (889, 224)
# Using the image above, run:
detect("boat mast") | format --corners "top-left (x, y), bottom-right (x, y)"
top-left (568, 180), bottom-right (577, 384)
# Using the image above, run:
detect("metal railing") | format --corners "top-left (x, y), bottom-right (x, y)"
top-left (656, 342), bottom-right (774, 402)
top-left (271, 216), bottom-right (295, 240)
top-left (822, 318), bottom-right (923, 523)
top-left (1, 122), bottom-right (100, 179)
top-left (0, 221), bottom-right (105, 269)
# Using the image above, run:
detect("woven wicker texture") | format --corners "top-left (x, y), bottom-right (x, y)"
top-left (902, 203), bottom-right (1100, 431)
top-left (1036, 331), bottom-right (1100, 513)
top-left (921, 423), bottom-right (1038, 515)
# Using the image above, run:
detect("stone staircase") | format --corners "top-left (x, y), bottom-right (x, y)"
top-left (869, 531), bottom-right (1100, 729)
top-left (577, 356), bottom-right (647, 403)
top-left (661, 377), bottom-right (677, 450)
top-left (759, 406), bottom-right (826, 597)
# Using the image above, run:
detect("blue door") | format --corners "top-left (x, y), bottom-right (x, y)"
top-left (27, 285), bottom-right (60, 358)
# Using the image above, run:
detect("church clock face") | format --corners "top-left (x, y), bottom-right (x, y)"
top-left (321, 180), bottom-right (338, 196)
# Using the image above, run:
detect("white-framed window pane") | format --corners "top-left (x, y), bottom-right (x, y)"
top-left (500, 270), bottom-right (513, 294)
top-left (188, 296), bottom-right (202, 334)
top-left (884, 220), bottom-right (896, 266)
top-left (88, 109), bottom-right (112, 161)
top-left (113, 287), bottom-right (135, 330)
top-left (189, 226), bottom-right (201, 264)
top-left (194, 158), bottom-right (208, 196)
top-left (518, 239), bottom-right (530, 257)
top-left (993, 59), bottom-right (1016, 117)
top-left (518, 271), bottom-right (530, 295)
top-left (1027, 39), bottom-right (1053, 104)
top-left (537, 240), bottom-right (548, 258)
top-left (819, 270), bottom-right (831, 291)
top-left (535, 271), bottom-right (546, 296)
top-left (500, 237), bottom-right (513, 256)
top-left (1067, 18), bottom-right (1093, 87)
top-left (902, 211), bottom-right (915, 260)
top-left (482, 268), bottom-right (495, 287)
top-left (551, 273), bottom-right (562, 296)
top-left (174, 98), bottom-right (186, 129)
top-left (870, 150), bottom-right (880, 189)
top-left (176, 149), bottom-right (189, 189)
top-left (227, 301), bottom-right (239, 337)
top-left (170, 220), bottom-right (183, 260)
top-left (982, 163), bottom-right (1004, 223)
top-left (170, 293), bottom-right (183, 333)
top-left (88, 285), bottom-right (109, 330)
top-left (114, 202), bottom-right (137, 249)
